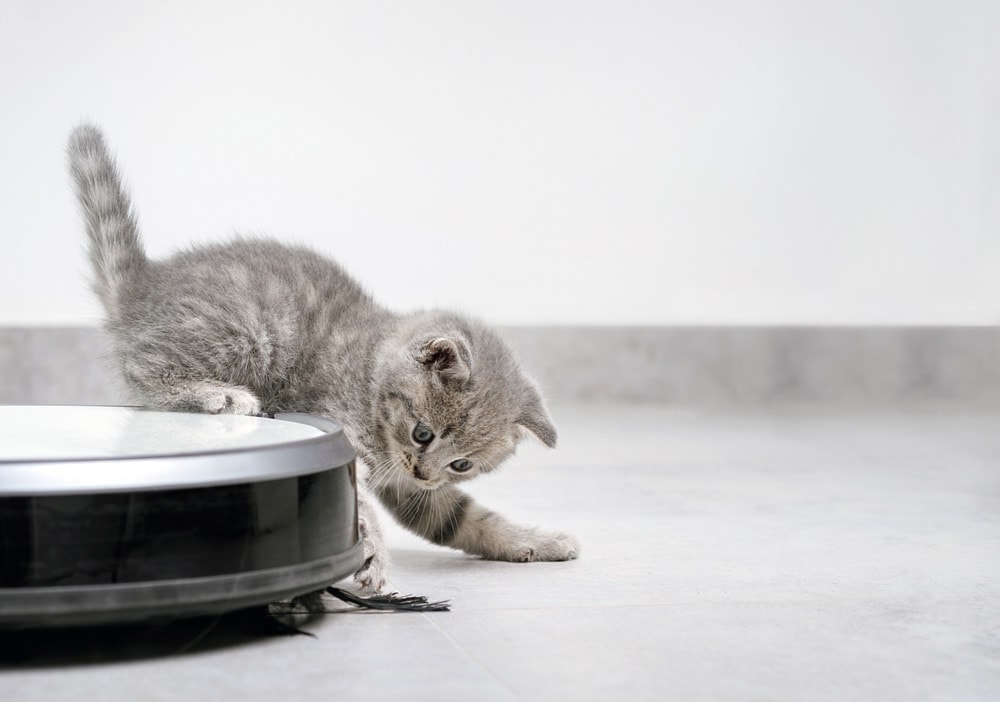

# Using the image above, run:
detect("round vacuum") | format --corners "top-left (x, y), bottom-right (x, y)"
top-left (0, 405), bottom-right (362, 629)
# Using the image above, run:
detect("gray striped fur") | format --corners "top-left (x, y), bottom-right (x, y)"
top-left (67, 124), bottom-right (579, 591)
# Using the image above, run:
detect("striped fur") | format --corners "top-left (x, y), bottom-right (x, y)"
top-left (67, 124), bottom-right (579, 592)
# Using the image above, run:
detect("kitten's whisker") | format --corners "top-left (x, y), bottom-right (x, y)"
top-left (363, 452), bottom-right (400, 494)
top-left (400, 489), bottom-right (428, 526)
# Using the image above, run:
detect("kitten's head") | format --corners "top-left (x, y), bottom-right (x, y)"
top-left (371, 312), bottom-right (556, 490)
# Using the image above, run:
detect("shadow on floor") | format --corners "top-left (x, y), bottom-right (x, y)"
top-left (0, 607), bottom-right (319, 668)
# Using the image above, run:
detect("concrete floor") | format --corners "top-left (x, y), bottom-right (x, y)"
top-left (3, 403), bottom-right (999, 701)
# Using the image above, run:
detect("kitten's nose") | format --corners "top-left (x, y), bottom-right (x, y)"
top-left (412, 465), bottom-right (429, 482)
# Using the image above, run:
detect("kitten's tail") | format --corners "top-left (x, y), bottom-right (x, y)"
top-left (67, 123), bottom-right (147, 319)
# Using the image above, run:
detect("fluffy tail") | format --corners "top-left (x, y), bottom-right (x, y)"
top-left (67, 123), bottom-right (146, 319)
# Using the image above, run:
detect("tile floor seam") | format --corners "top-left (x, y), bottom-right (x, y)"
top-left (421, 613), bottom-right (525, 702)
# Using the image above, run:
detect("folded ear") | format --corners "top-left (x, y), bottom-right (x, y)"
top-left (517, 391), bottom-right (558, 448)
top-left (418, 337), bottom-right (471, 387)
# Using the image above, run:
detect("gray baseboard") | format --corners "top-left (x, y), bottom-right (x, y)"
top-left (1, 326), bottom-right (997, 407)
top-left (0, 327), bottom-right (123, 406)
top-left (501, 326), bottom-right (1000, 405)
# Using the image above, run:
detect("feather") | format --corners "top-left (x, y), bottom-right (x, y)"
top-left (325, 587), bottom-right (450, 612)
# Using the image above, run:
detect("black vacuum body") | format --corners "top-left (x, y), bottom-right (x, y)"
top-left (0, 406), bottom-right (362, 628)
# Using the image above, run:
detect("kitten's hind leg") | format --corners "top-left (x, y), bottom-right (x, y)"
top-left (184, 381), bottom-right (262, 415)
top-left (126, 371), bottom-right (262, 416)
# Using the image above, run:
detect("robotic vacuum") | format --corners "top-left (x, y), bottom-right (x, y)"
top-left (0, 406), bottom-right (362, 629)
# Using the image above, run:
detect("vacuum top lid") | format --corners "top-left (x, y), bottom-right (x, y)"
top-left (0, 405), bottom-right (355, 496)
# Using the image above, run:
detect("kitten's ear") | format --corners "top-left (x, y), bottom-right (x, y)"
top-left (418, 337), bottom-right (471, 386)
top-left (517, 392), bottom-right (558, 448)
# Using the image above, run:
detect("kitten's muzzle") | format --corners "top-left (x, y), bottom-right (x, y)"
top-left (401, 452), bottom-right (442, 489)
top-left (408, 470), bottom-right (443, 490)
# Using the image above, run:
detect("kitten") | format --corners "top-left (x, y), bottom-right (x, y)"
top-left (67, 124), bottom-right (579, 592)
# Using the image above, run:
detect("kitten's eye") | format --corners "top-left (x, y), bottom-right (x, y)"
top-left (450, 458), bottom-right (473, 473)
top-left (412, 423), bottom-right (435, 445)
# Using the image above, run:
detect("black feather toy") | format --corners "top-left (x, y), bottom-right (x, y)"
top-left (324, 587), bottom-right (451, 612)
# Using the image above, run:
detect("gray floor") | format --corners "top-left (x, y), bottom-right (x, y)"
top-left (4, 403), bottom-right (999, 701)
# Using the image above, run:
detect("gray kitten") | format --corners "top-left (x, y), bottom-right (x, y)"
top-left (67, 124), bottom-right (579, 592)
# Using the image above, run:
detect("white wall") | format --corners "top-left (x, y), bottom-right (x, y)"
top-left (0, 0), bottom-right (997, 326)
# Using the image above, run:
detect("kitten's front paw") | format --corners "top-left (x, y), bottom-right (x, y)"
top-left (354, 516), bottom-right (390, 593)
top-left (354, 552), bottom-right (389, 594)
top-left (507, 530), bottom-right (580, 563)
